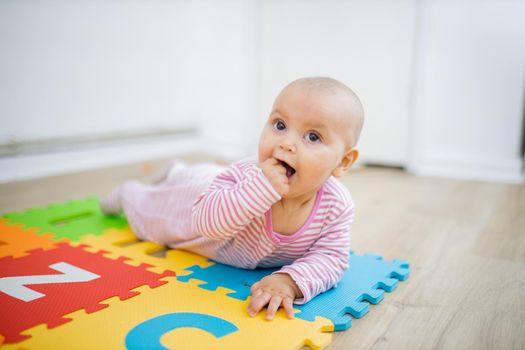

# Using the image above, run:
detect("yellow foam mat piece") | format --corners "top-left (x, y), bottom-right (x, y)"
top-left (10, 278), bottom-right (332, 350)
top-left (77, 227), bottom-right (213, 275)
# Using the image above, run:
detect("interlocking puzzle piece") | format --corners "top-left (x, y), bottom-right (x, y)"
top-left (0, 242), bottom-right (174, 344)
top-left (8, 278), bottom-right (333, 350)
top-left (79, 227), bottom-right (213, 275)
top-left (0, 218), bottom-right (66, 258)
top-left (294, 253), bottom-right (409, 331)
top-left (177, 262), bottom-right (276, 300)
top-left (125, 312), bottom-right (240, 349)
top-left (177, 252), bottom-right (410, 331)
top-left (2, 198), bottom-right (127, 241)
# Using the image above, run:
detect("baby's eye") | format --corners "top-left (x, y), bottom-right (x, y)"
top-left (305, 132), bottom-right (321, 143)
top-left (273, 120), bottom-right (286, 131)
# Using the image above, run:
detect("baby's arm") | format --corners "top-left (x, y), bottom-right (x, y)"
top-left (248, 206), bottom-right (353, 320)
top-left (191, 160), bottom-right (281, 240)
top-left (279, 205), bottom-right (353, 304)
top-left (247, 273), bottom-right (301, 320)
top-left (247, 204), bottom-right (353, 319)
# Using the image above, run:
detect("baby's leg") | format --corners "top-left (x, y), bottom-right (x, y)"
top-left (100, 185), bottom-right (123, 215)
top-left (100, 181), bottom-right (152, 242)
top-left (152, 160), bottom-right (187, 184)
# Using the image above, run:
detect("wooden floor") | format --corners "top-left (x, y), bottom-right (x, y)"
top-left (1, 155), bottom-right (524, 349)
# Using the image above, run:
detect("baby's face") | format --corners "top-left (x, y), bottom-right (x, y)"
top-left (258, 85), bottom-right (356, 199)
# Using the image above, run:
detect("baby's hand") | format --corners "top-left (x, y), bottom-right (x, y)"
top-left (259, 158), bottom-right (289, 196)
top-left (247, 273), bottom-right (302, 320)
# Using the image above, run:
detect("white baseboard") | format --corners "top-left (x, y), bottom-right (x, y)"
top-left (0, 137), bottom-right (201, 184)
top-left (408, 152), bottom-right (524, 184)
top-left (0, 136), bottom-right (255, 184)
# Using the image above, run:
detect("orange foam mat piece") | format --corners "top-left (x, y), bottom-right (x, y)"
top-left (0, 218), bottom-right (65, 258)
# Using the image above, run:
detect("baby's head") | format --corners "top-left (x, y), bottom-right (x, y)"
top-left (258, 77), bottom-right (364, 198)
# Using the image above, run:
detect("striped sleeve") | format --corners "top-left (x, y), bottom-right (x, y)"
top-left (276, 202), bottom-right (354, 304)
top-left (191, 160), bottom-right (281, 240)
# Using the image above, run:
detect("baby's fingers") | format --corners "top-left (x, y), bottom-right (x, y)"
top-left (247, 291), bottom-right (271, 317)
top-left (250, 281), bottom-right (260, 294)
top-left (265, 295), bottom-right (283, 321)
top-left (283, 296), bottom-right (295, 319)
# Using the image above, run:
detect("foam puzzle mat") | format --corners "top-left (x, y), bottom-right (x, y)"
top-left (1, 198), bottom-right (410, 349)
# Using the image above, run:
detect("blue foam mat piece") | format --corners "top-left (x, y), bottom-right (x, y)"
top-left (177, 251), bottom-right (409, 331)
top-left (177, 263), bottom-right (276, 300)
top-left (295, 252), bottom-right (409, 330)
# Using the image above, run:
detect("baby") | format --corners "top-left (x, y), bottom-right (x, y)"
top-left (101, 77), bottom-right (364, 320)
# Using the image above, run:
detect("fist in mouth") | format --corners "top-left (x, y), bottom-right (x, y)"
top-left (259, 158), bottom-right (292, 196)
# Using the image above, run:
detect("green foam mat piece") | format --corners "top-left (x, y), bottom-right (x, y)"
top-left (3, 198), bottom-right (127, 241)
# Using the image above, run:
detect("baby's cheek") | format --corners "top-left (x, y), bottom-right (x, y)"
top-left (306, 163), bottom-right (332, 182)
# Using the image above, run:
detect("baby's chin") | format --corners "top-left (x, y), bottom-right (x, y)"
top-left (281, 183), bottom-right (325, 200)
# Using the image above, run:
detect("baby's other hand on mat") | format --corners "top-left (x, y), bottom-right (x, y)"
top-left (247, 273), bottom-right (301, 320)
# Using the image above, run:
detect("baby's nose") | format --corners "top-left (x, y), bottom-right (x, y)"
top-left (279, 139), bottom-right (296, 153)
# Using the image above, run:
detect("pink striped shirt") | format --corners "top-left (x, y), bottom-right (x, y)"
top-left (111, 157), bottom-right (354, 304)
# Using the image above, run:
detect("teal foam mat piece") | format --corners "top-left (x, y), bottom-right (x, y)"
top-left (295, 252), bottom-right (409, 331)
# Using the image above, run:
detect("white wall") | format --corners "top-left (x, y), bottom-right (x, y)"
top-left (0, 0), bottom-right (197, 142)
top-left (0, 0), bottom-right (256, 182)
top-left (0, 0), bottom-right (523, 183)
top-left (409, 0), bottom-right (525, 183)
top-left (257, 0), bottom-right (417, 166)
top-left (189, 0), bottom-right (258, 158)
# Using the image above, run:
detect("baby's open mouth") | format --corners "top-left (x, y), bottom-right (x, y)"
top-left (279, 160), bottom-right (296, 178)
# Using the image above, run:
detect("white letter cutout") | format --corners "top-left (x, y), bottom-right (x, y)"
top-left (0, 262), bottom-right (100, 302)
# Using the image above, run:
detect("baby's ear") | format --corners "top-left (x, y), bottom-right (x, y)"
top-left (332, 148), bottom-right (359, 177)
